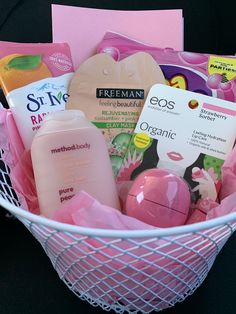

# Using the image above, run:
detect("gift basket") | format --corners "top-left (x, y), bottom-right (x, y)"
top-left (1, 146), bottom-right (236, 314)
top-left (1, 6), bottom-right (236, 314)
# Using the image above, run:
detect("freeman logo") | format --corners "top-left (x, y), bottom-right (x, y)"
top-left (96, 88), bottom-right (144, 99)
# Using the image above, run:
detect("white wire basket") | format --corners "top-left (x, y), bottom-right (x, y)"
top-left (1, 148), bottom-right (236, 314)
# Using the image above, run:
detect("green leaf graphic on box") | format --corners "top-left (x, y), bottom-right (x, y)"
top-left (203, 155), bottom-right (224, 179)
top-left (110, 155), bottom-right (123, 177)
top-left (6, 55), bottom-right (42, 70)
top-left (112, 133), bottom-right (132, 155)
top-left (57, 91), bottom-right (63, 101)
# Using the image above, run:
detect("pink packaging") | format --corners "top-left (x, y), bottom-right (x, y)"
top-left (1, 36), bottom-right (236, 226)
top-left (97, 32), bottom-right (236, 102)
top-left (0, 41), bottom-right (74, 149)
top-left (0, 41), bottom-right (73, 79)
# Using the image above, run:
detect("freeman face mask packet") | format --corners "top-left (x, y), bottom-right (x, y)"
top-left (66, 52), bottom-right (166, 176)
top-left (118, 84), bottom-right (236, 204)
top-left (97, 32), bottom-right (236, 103)
top-left (0, 41), bottom-right (74, 149)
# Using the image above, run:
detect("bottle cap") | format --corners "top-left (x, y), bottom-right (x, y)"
top-left (33, 109), bottom-right (91, 138)
top-left (43, 109), bottom-right (85, 122)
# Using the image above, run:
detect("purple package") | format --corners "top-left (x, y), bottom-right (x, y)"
top-left (97, 32), bottom-right (236, 102)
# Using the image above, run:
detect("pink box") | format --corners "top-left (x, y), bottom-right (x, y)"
top-left (52, 5), bottom-right (183, 69)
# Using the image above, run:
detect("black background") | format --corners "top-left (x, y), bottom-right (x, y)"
top-left (0, 1), bottom-right (236, 313)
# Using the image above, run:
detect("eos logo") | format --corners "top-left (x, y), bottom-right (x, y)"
top-left (149, 96), bottom-right (175, 110)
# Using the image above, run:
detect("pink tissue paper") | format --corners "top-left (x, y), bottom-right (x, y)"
top-left (0, 108), bottom-right (39, 214)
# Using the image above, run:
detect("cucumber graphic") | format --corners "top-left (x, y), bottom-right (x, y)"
top-left (110, 155), bottom-right (124, 177)
top-left (112, 132), bottom-right (132, 155)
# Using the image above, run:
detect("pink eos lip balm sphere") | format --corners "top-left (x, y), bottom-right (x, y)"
top-left (125, 168), bottom-right (190, 228)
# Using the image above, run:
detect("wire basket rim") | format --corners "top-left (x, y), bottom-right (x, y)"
top-left (1, 195), bottom-right (236, 238)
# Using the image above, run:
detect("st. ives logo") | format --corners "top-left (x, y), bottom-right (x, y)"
top-left (26, 82), bottom-right (69, 112)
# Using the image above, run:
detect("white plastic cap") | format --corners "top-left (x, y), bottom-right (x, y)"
top-left (34, 109), bottom-right (92, 138)
top-left (43, 109), bottom-right (85, 122)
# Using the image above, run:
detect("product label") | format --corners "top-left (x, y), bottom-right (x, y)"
top-left (93, 85), bottom-right (142, 134)
top-left (49, 141), bottom-right (92, 204)
top-left (94, 85), bottom-right (143, 128)
top-left (119, 84), bottom-right (236, 202)
top-left (54, 143), bottom-right (91, 203)
top-left (208, 56), bottom-right (236, 81)
top-left (66, 52), bottom-right (166, 176)
top-left (69, 84), bottom-right (145, 176)
top-left (93, 84), bottom-right (145, 176)
top-left (6, 73), bottom-right (73, 149)
top-left (96, 88), bottom-right (145, 99)
top-left (59, 187), bottom-right (75, 203)
top-left (50, 143), bottom-right (91, 154)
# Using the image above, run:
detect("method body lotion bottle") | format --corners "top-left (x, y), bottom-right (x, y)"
top-left (31, 110), bottom-right (120, 218)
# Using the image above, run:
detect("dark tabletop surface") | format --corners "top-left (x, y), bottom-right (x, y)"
top-left (0, 1), bottom-right (235, 313)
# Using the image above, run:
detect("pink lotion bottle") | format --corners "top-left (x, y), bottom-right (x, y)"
top-left (31, 110), bottom-right (120, 218)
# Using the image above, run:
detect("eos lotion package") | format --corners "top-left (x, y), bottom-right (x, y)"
top-left (97, 32), bottom-right (236, 102)
top-left (118, 84), bottom-right (236, 204)
top-left (0, 41), bottom-right (74, 149)
top-left (66, 52), bottom-right (165, 176)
